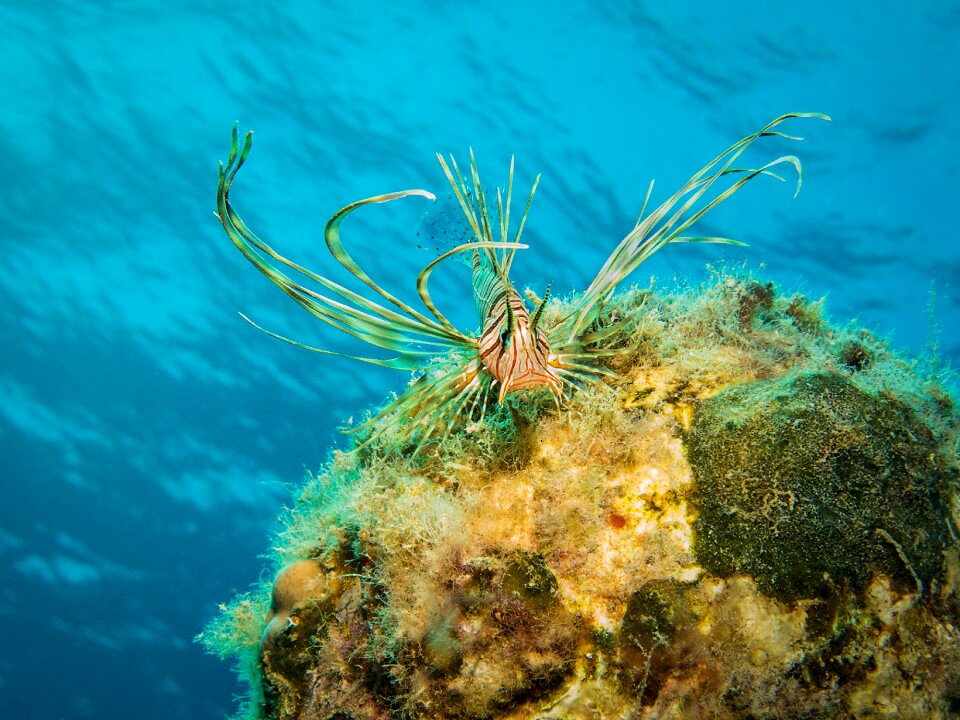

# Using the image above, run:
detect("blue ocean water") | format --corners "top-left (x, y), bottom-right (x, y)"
top-left (1, 2), bottom-right (957, 717)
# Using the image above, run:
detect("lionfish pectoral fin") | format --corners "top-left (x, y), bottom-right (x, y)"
top-left (551, 112), bottom-right (828, 346)
top-left (342, 355), bottom-right (483, 453)
top-left (219, 125), bottom-right (486, 384)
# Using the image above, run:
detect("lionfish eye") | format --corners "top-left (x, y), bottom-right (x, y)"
top-left (500, 330), bottom-right (511, 347)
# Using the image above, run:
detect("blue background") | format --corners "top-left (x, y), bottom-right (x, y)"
top-left (1, 2), bottom-right (957, 718)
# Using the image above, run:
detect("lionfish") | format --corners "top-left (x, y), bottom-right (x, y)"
top-left (216, 112), bottom-right (827, 454)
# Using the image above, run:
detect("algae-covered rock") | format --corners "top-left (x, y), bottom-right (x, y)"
top-left (414, 549), bottom-right (578, 718)
top-left (686, 371), bottom-right (954, 600)
top-left (201, 275), bottom-right (960, 720)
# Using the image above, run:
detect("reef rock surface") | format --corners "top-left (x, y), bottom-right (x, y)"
top-left (202, 275), bottom-right (960, 720)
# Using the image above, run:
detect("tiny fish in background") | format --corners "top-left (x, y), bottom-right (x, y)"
top-left (216, 113), bottom-right (829, 454)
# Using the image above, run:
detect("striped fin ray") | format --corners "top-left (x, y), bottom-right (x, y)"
top-left (236, 313), bottom-right (433, 370)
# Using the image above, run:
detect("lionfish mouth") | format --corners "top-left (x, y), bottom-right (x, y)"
top-left (217, 113), bottom-right (829, 455)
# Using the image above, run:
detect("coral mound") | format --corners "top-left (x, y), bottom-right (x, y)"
top-left (201, 274), bottom-right (960, 720)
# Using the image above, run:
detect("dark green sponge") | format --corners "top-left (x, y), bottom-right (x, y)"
top-left (685, 372), bottom-right (955, 600)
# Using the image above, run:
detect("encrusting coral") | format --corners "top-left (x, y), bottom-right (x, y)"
top-left (200, 272), bottom-right (960, 720)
